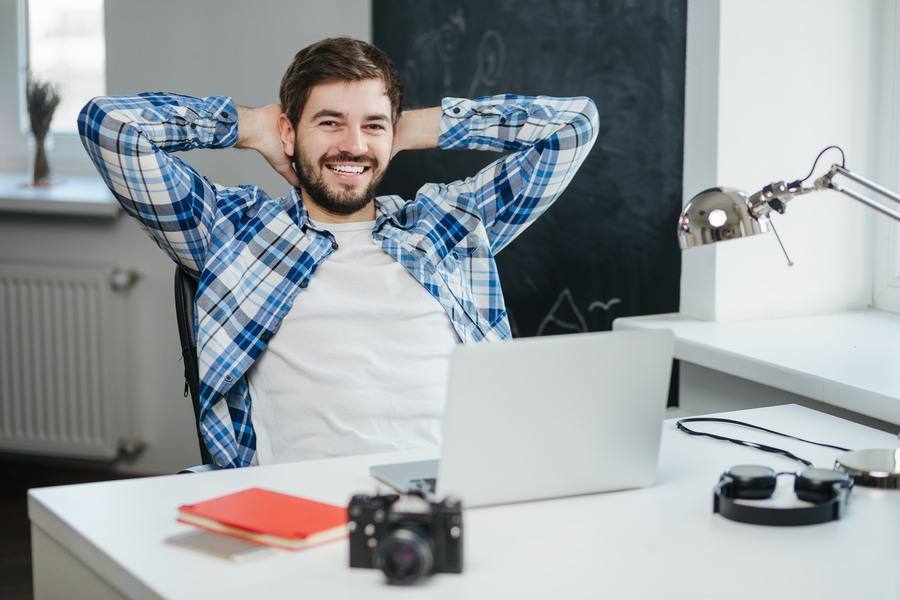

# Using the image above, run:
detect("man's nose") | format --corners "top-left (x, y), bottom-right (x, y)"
top-left (338, 126), bottom-right (367, 156)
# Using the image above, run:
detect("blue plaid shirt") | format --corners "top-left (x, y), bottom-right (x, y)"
top-left (79, 92), bottom-right (598, 467)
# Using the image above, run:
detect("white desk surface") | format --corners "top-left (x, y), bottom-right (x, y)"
top-left (615, 310), bottom-right (900, 425)
top-left (28, 404), bottom-right (900, 600)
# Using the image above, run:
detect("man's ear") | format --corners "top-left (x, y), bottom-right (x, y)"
top-left (278, 113), bottom-right (295, 158)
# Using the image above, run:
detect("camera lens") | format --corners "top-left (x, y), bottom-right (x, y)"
top-left (376, 529), bottom-right (434, 585)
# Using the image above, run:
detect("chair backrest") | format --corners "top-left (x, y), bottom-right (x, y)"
top-left (174, 266), bottom-right (212, 465)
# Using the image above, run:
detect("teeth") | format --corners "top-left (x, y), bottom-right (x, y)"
top-left (329, 165), bottom-right (366, 174)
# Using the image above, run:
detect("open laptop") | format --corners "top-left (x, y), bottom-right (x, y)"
top-left (370, 328), bottom-right (675, 507)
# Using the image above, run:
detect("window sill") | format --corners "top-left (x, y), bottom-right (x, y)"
top-left (614, 309), bottom-right (900, 426)
top-left (0, 173), bottom-right (119, 218)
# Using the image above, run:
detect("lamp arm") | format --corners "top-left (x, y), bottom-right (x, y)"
top-left (814, 164), bottom-right (900, 222)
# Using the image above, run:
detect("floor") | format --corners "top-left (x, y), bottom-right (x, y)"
top-left (0, 457), bottom-right (140, 600)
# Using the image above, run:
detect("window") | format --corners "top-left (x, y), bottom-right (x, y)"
top-left (873, 0), bottom-right (900, 315)
top-left (0, 0), bottom-right (104, 176)
top-left (26, 0), bottom-right (106, 135)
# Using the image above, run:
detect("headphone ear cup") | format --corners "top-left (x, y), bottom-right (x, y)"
top-left (726, 465), bottom-right (777, 500)
top-left (794, 468), bottom-right (851, 503)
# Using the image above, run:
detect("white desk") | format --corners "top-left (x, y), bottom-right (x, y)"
top-left (29, 405), bottom-right (900, 600)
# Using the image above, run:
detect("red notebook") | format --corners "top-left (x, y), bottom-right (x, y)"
top-left (177, 488), bottom-right (348, 550)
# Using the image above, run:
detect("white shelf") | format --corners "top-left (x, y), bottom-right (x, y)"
top-left (0, 172), bottom-right (119, 218)
top-left (615, 310), bottom-right (900, 426)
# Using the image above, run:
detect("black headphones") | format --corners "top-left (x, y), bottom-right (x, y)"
top-left (714, 465), bottom-right (853, 526)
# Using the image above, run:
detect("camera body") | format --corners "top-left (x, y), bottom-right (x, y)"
top-left (348, 492), bottom-right (463, 584)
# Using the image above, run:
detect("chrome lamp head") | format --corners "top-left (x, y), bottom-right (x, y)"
top-left (677, 186), bottom-right (770, 249)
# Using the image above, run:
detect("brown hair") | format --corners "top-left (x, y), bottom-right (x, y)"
top-left (279, 37), bottom-right (404, 127)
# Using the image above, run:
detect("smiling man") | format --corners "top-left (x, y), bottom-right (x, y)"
top-left (79, 37), bottom-right (598, 468)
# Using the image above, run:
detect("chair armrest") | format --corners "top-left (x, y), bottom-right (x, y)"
top-left (177, 463), bottom-right (220, 474)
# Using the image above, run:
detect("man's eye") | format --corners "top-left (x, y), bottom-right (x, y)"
top-left (319, 121), bottom-right (339, 127)
top-left (366, 124), bottom-right (386, 131)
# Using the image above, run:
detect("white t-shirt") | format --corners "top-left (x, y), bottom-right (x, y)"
top-left (247, 220), bottom-right (459, 464)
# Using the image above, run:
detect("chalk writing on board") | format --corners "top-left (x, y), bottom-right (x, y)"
top-left (402, 9), bottom-right (507, 102)
top-left (468, 30), bottom-right (505, 98)
top-left (535, 288), bottom-right (622, 336)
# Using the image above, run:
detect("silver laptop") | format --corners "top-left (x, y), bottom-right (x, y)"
top-left (370, 328), bottom-right (674, 507)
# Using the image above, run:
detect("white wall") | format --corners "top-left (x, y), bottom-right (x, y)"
top-left (681, 0), bottom-right (879, 321)
top-left (0, 0), bottom-right (370, 474)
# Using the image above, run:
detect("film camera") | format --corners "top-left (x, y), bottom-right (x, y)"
top-left (348, 492), bottom-right (463, 585)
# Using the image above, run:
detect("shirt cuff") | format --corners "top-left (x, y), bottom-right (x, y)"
top-left (439, 96), bottom-right (533, 151)
top-left (200, 96), bottom-right (239, 148)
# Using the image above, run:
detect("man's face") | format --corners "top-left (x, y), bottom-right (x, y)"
top-left (283, 78), bottom-right (394, 220)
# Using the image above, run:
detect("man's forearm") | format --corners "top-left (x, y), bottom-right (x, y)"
top-left (392, 106), bottom-right (443, 156)
top-left (235, 104), bottom-right (280, 150)
top-left (235, 104), bottom-right (301, 188)
top-left (433, 95), bottom-right (599, 252)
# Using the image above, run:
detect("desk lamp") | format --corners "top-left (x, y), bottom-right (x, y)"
top-left (678, 148), bottom-right (900, 252)
top-left (676, 148), bottom-right (900, 488)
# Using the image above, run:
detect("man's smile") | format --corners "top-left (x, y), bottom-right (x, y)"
top-left (326, 163), bottom-right (370, 176)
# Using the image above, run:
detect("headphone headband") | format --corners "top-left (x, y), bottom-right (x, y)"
top-left (714, 465), bottom-right (853, 526)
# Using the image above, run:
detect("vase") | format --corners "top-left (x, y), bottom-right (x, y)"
top-left (29, 135), bottom-right (53, 186)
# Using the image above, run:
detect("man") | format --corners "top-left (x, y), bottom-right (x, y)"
top-left (79, 37), bottom-right (598, 468)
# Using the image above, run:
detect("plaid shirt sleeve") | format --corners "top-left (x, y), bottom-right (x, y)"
top-left (438, 95), bottom-right (599, 253)
top-left (77, 93), bottom-right (239, 273)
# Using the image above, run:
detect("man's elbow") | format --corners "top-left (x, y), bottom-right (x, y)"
top-left (579, 97), bottom-right (600, 144)
top-left (77, 96), bottom-right (106, 141)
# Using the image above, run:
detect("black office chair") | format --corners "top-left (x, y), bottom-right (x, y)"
top-left (174, 265), bottom-right (213, 466)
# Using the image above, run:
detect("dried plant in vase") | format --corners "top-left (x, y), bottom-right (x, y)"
top-left (26, 75), bottom-right (61, 186)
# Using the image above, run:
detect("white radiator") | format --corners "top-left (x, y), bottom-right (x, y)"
top-left (0, 261), bottom-right (135, 460)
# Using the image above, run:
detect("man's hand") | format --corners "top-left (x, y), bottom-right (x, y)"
top-left (235, 104), bottom-right (302, 188)
top-left (391, 106), bottom-right (442, 158)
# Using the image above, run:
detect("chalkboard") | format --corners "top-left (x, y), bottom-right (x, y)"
top-left (374, 0), bottom-right (686, 337)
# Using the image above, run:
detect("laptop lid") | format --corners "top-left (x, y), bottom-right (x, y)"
top-left (371, 328), bottom-right (674, 507)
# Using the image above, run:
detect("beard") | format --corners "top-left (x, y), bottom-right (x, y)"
top-left (293, 145), bottom-right (386, 217)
